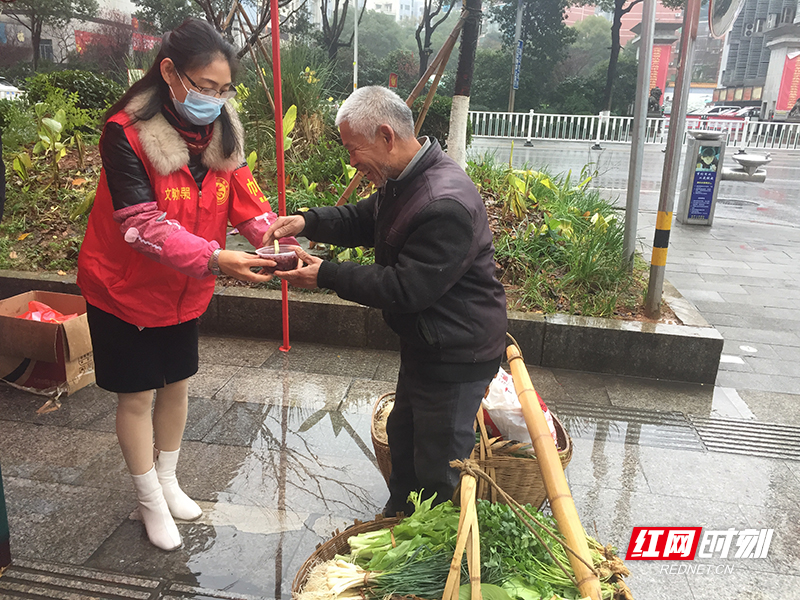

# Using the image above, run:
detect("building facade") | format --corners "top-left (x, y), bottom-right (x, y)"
top-left (715, 0), bottom-right (799, 117)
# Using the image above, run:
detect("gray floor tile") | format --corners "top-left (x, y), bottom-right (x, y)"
top-left (637, 448), bottom-right (800, 510)
top-left (213, 367), bottom-right (351, 408)
top-left (570, 484), bottom-right (755, 566)
top-left (5, 476), bottom-right (133, 565)
top-left (680, 289), bottom-right (726, 303)
top-left (739, 502), bottom-right (800, 577)
top-left (373, 352), bottom-right (401, 382)
top-left (183, 395), bottom-right (236, 441)
top-left (260, 342), bottom-right (380, 379)
top-left (0, 383), bottom-right (117, 431)
top-left (564, 437), bottom-right (651, 493)
top-left (687, 567), bottom-right (800, 600)
top-left (715, 371), bottom-right (800, 395)
top-left (714, 326), bottom-right (800, 347)
top-left (189, 363), bottom-right (241, 399)
top-left (549, 369), bottom-right (614, 405)
top-left (85, 518), bottom-right (325, 599)
top-left (341, 378), bottom-right (396, 414)
top-left (198, 335), bottom-right (280, 367)
top-left (605, 377), bottom-right (713, 415)
top-left (621, 562), bottom-right (694, 600)
top-left (744, 357), bottom-right (800, 377)
top-left (174, 437), bottom-right (385, 516)
top-left (0, 420), bottom-right (119, 485)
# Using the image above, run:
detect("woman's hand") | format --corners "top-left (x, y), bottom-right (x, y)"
top-left (217, 250), bottom-right (276, 282)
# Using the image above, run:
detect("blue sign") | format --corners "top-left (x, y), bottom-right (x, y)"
top-left (513, 40), bottom-right (523, 90)
top-left (686, 145), bottom-right (721, 220)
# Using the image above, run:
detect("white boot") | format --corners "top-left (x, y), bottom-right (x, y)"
top-left (155, 448), bottom-right (202, 521)
top-left (131, 466), bottom-right (182, 551)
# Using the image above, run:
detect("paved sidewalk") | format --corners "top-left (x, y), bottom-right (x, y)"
top-left (472, 138), bottom-right (800, 415)
top-left (1, 140), bottom-right (798, 600)
top-left (1, 336), bottom-right (799, 600)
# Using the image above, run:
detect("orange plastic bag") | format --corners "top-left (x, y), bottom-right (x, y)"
top-left (18, 300), bottom-right (78, 324)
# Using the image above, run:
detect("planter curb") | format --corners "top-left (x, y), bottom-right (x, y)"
top-left (0, 270), bottom-right (723, 384)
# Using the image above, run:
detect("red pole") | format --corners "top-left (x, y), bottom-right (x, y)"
top-left (270, 0), bottom-right (290, 352)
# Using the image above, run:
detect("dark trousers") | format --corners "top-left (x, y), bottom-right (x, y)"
top-left (386, 363), bottom-right (492, 513)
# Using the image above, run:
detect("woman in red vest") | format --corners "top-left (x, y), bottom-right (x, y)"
top-left (78, 18), bottom-right (290, 551)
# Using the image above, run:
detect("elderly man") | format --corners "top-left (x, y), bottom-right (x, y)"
top-left (265, 86), bottom-right (507, 515)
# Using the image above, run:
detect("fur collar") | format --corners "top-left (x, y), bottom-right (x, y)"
top-left (125, 89), bottom-right (245, 176)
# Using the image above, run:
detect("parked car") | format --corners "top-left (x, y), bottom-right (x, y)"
top-left (732, 106), bottom-right (762, 119)
top-left (688, 105), bottom-right (739, 115)
top-left (0, 78), bottom-right (22, 101)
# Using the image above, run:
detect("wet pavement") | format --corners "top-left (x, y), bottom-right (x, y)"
top-left (1, 140), bottom-right (800, 600)
top-left (2, 337), bottom-right (799, 600)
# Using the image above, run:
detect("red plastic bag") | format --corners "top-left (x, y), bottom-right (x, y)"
top-left (18, 301), bottom-right (78, 324)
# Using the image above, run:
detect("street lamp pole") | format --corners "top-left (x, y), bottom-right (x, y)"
top-left (623, 0), bottom-right (656, 265)
top-left (507, 0), bottom-right (524, 112)
top-left (353, 0), bottom-right (359, 90)
top-left (644, 0), bottom-right (702, 317)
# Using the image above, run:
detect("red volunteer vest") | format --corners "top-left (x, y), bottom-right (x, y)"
top-left (78, 111), bottom-right (271, 327)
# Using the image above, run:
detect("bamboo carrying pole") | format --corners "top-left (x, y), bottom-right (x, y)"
top-left (333, 12), bottom-right (468, 207)
top-left (506, 345), bottom-right (602, 600)
top-left (442, 474), bottom-right (481, 600)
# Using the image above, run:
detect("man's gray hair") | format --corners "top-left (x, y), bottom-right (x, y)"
top-left (335, 86), bottom-right (415, 141)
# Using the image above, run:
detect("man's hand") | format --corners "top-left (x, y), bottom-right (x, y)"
top-left (218, 249), bottom-right (276, 283)
top-left (262, 215), bottom-right (306, 248)
top-left (274, 247), bottom-right (321, 289)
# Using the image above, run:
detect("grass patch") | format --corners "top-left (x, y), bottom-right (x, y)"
top-left (468, 155), bottom-right (650, 318)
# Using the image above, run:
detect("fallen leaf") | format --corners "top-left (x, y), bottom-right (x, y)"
top-left (71, 177), bottom-right (87, 186)
top-left (36, 398), bottom-right (62, 414)
top-left (17, 232), bottom-right (30, 241)
top-left (9, 251), bottom-right (17, 259)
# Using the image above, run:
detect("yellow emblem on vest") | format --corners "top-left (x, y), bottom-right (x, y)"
top-left (216, 177), bottom-right (230, 205)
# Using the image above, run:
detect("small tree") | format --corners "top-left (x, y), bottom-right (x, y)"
top-left (572, 0), bottom-right (684, 111)
top-left (415, 0), bottom-right (456, 79)
top-left (4, 0), bottom-right (98, 70)
top-left (132, 0), bottom-right (203, 33)
top-left (319, 0), bottom-right (367, 61)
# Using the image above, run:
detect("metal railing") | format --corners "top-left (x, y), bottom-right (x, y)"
top-left (469, 110), bottom-right (800, 151)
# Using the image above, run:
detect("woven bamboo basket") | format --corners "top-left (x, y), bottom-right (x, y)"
top-left (370, 392), bottom-right (573, 509)
top-left (291, 515), bottom-right (401, 595)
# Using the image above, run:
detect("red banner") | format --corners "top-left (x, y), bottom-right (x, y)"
top-left (75, 29), bottom-right (159, 54)
top-left (776, 52), bottom-right (800, 112)
top-left (133, 32), bottom-right (160, 52)
top-left (388, 72), bottom-right (398, 89)
top-left (649, 44), bottom-right (672, 104)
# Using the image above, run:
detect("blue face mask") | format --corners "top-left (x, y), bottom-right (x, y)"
top-left (170, 76), bottom-right (226, 126)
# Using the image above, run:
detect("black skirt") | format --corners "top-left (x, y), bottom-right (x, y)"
top-left (85, 303), bottom-right (199, 394)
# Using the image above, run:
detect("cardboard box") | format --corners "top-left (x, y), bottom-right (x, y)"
top-left (0, 291), bottom-right (95, 397)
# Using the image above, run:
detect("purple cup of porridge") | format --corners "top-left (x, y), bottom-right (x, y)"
top-left (255, 245), bottom-right (300, 273)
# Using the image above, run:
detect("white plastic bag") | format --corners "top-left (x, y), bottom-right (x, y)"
top-left (481, 367), bottom-right (559, 448)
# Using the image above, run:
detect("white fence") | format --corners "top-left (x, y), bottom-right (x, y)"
top-left (469, 110), bottom-right (800, 151)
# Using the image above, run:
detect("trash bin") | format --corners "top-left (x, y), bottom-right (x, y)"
top-left (0, 462), bottom-right (10, 571)
top-left (676, 131), bottom-right (726, 226)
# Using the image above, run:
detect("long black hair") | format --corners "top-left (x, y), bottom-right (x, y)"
top-left (106, 18), bottom-right (239, 157)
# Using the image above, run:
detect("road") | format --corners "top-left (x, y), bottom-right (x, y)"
top-left (469, 138), bottom-right (800, 228)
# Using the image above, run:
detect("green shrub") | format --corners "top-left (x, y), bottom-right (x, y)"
top-left (287, 137), bottom-right (349, 189)
top-left (0, 99), bottom-right (37, 151)
top-left (24, 70), bottom-right (124, 110)
top-left (411, 94), bottom-right (472, 149)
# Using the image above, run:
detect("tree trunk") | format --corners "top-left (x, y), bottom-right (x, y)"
top-left (447, 0), bottom-right (480, 168)
top-left (32, 19), bottom-right (42, 71)
top-left (602, 0), bottom-right (623, 112)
